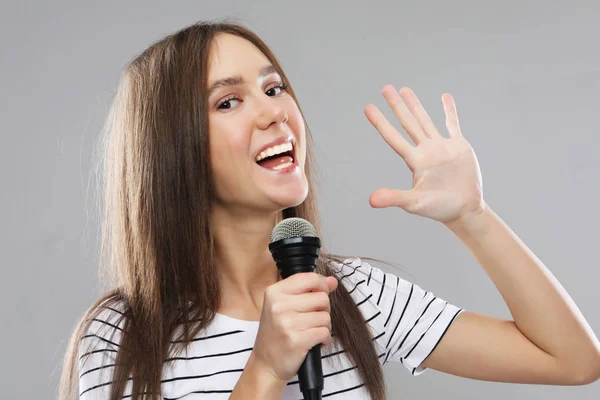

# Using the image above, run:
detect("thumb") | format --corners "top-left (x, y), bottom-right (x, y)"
top-left (325, 276), bottom-right (338, 293)
top-left (369, 188), bottom-right (420, 210)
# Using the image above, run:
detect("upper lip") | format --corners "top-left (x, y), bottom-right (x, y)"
top-left (255, 135), bottom-right (296, 160)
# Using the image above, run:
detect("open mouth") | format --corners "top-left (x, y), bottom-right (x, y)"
top-left (255, 140), bottom-right (296, 171)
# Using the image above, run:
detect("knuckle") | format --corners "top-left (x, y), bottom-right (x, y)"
top-left (318, 272), bottom-right (327, 282)
top-left (310, 273), bottom-right (322, 287)
top-left (264, 285), bottom-right (276, 298)
top-left (279, 314), bottom-right (292, 330)
top-left (271, 302), bottom-right (283, 315)
top-left (323, 312), bottom-right (331, 325)
top-left (283, 331), bottom-right (294, 348)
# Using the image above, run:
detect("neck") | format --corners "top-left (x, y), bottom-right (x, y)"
top-left (212, 204), bottom-right (282, 316)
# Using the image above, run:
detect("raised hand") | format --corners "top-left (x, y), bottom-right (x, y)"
top-left (364, 86), bottom-right (485, 224)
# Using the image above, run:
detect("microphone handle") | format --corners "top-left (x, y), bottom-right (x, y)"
top-left (298, 344), bottom-right (323, 400)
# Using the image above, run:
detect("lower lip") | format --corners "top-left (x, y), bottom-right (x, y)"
top-left (256, 154), bottom-right (299, 175)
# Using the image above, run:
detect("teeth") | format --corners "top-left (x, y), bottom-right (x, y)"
top-left (272, 161), bottom-right (294, 170)
top-left (255, 141), bottom-right (293, 162)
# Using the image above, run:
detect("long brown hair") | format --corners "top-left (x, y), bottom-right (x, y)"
top-left (59, 20), bottom-right (385, 400)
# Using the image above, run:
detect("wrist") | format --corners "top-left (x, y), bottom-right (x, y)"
top-left (444, 201), bottom-right (491, 235)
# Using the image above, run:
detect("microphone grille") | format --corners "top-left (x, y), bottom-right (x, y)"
top-left (270, 217), bottom-right (318, 243)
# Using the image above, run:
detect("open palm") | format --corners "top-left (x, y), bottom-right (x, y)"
top-left (364, 86), bottom-right (485, 224)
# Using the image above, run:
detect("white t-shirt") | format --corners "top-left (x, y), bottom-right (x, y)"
top-left (78, 258), bottom-right (464, 399)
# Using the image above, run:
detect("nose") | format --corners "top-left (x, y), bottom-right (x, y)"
top-left (254, 94), bottom-right (288, 130)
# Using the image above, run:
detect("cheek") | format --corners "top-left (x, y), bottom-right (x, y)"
top-left (287, 107), bottom-right (307, 161)
top-left (289, 109), bottom-right (304, 135)
top-left (208, 119), bottom-right (253, 187)
top-left (286, 99), bottom-right (304, 134)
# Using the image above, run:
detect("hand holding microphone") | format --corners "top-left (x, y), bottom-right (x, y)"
top-left (251, 272), bottom-right (337, 380)
top-left (250, 218), bottom-right (334, 400)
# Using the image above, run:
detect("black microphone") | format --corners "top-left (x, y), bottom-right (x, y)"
top-left (269, 217), bottom-right (324, 400)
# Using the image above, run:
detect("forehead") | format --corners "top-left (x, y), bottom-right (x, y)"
top-left (207, 33), bottom-right (271, 81)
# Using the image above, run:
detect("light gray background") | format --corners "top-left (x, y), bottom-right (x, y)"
top-left (1, 0), bottom-right (598, 398)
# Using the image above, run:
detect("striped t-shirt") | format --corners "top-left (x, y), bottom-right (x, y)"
top-left (78, 258), bottom-right (464, 399)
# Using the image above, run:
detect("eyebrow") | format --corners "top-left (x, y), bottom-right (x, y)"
top-left (207, 65), bottom-right (279, 98)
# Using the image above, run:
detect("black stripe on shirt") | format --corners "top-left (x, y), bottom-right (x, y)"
top-left (81, 334), bottom-right (120, 348)
top-left (160, 368), bottom-right (244, 384)
top-left (341, 259), bottom-right (362, 270)
top-left (391, 297), bottom-right (436, 357)
top-left (385, 283), bottom-right (414, 350)
top-left (165, 347), bottom-right (253, 362)
top-left (356, 293), bottom-right (373, 307)
top-left (122, 393), bottom-right (150, 399)
top-left (347, 279), bottom-right (365, 295)
top-left (384, 276), bottom-right (399, 328)
top-left (79, 377), bottom-right (132, 397)
top-left (322, 348), bottom-right (345, 359)
top-left (171, 329), bottom-right (244, 344)
top-left (79, 363), bottom-right (115, 379)
top-left (91, 318), bottom-right (125, 332)
top-left (376, 273), bottom-right (386, 306)
top-left (322, 332), bottom-right (384, 360)
top-left (341, 268), bottom-right (357, 280)
top-left (106, 306), bottom-right (127, 317)
top-left (288, 365), bottom-right (358, 385)
top-left (365, 311), bottom-right (381, 324)
top-left (404, 302), bottom-right (448, 359)
top-left (163, 389), bottom-right (234, 400)
top-left (339, 260), bottom-right (362, 280)
top-left (79, 348), bottom-right (118, 361)
top-left (412, 308), bottom-right (463, 375)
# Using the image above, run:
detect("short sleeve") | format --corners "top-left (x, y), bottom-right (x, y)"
top-left (331, 258), bottom-right (464, 376)
top-left (77, 302), bottom-right (130, 399)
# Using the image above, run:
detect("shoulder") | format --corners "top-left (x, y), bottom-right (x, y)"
top-left (75, 293), bottom-right (130, 398)
top-left (78, 293), bottom-right (129, 370)
top-left (327, 257), bottom-right (371, 286)
top-left (327, 257), bottom-right (399, 300)
top-left (326, 257), bottom-right (397, 315)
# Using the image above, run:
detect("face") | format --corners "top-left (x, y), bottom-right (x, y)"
top-left (207, 33), bottom-right (308, 214)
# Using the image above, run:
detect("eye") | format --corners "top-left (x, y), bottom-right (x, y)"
top-left (217, 97), bottom-right (240, 110)
top-left (265, 82), bottom-right (288, 97)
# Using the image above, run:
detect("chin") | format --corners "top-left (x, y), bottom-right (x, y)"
top-left (271, 180), bottom-right (309, 210)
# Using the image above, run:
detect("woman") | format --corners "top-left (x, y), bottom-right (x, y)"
top-left (59, 21), bottom-right (600, 400)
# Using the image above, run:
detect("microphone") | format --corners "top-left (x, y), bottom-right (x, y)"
top-left (269, 217), bottom-right (324, 400)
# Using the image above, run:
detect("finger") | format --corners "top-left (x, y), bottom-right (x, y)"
top-left (399, 87), bottom-right (442, 138)
top-left (369, 187), bottom-right (420, 210)
top-left (381, 85), bottom-right (427, 145)
top-left (442, 93), bottom-right (462, 138)
top-left (291, 291), bottom-right (331, 313)
top-left (279, 272), bottom-right (330, 295)
top-left (364, 104), bottom-right (413, 160)
top-left (297, 326), bottom-right (331, 350)
top-left (325, 276), bottom-right (338, 293)
top-left (295, 311), bottom-right (331, 331)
